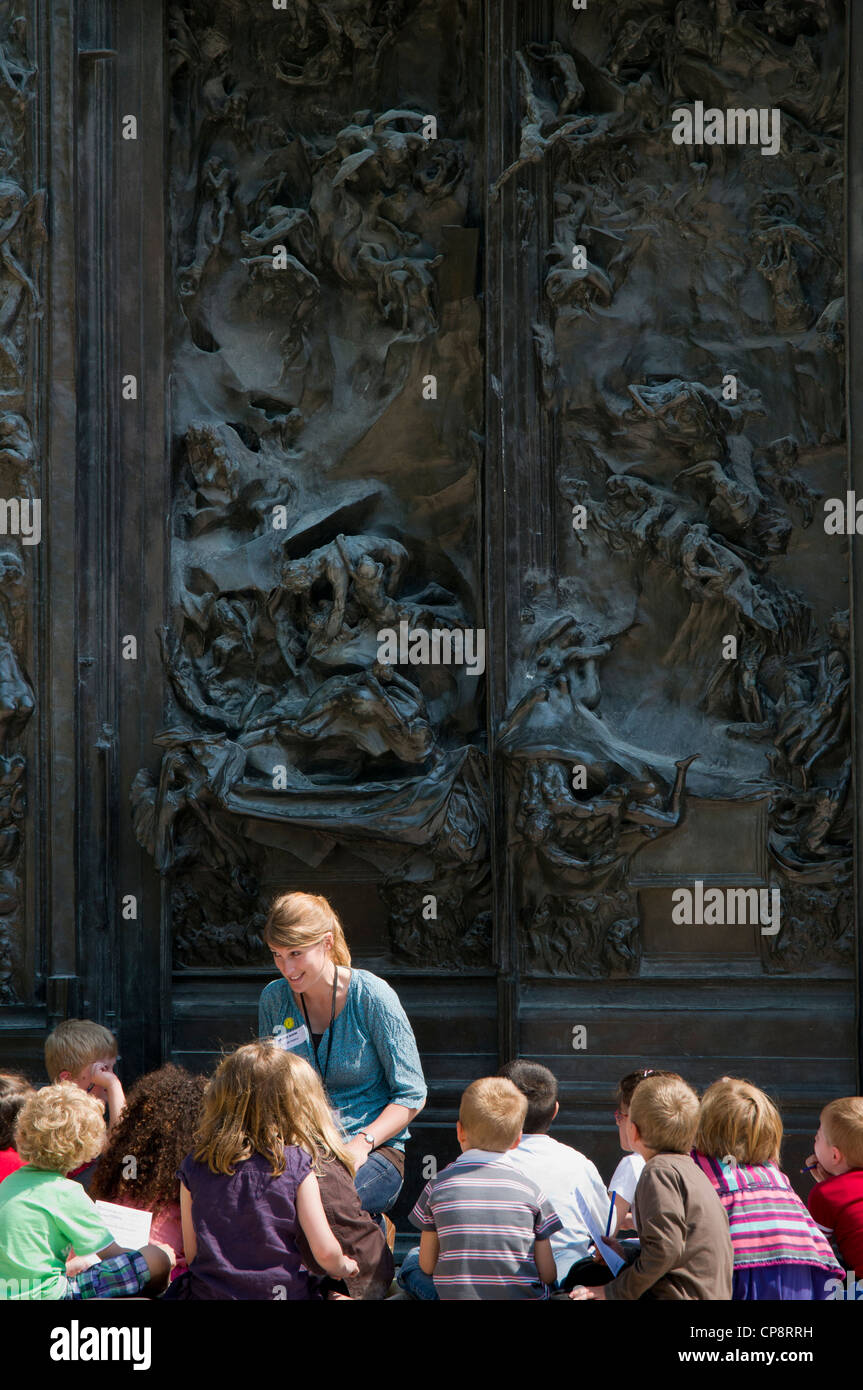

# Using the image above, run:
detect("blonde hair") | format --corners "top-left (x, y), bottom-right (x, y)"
top-left (15, 1082), bottom-right (106, 1172)
top-left (695, 1078), bottom-right (782, 1166)
top-left (44, 1018), bottom-right (118, 1082)
top-left (821, 1097), bottom-right (863, 1170)
top-left (194, 1042), bottom-right (355, 1178)
top-left (263, 892), bottom-right (351, 968)
top-left (459, 1077), bottom-right (526, 1152)
top-left (630, 1073), bottom-right (699, 1154)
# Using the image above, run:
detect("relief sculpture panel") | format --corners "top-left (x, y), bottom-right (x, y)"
top-left (499, 1), bottom-right (851, 980)
top-left (133, 0), bottom-right (490, 973)
top-left (0, 0), bottom-right (40, 1004)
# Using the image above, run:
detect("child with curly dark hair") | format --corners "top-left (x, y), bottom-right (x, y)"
top-left (90, 1064), bottom-right (207, 1280)
top-left (0, 1072), bottom-right (35, 1183)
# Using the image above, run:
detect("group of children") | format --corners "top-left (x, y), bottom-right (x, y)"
top-left (1, 1020), bottom-right (861, 1301)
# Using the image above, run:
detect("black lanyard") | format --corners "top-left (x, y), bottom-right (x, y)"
top-left (299, 966), bottom-right (338, 1088)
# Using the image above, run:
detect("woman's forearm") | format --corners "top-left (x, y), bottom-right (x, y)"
top-left (361, 1102), bottom-right (420, 1148)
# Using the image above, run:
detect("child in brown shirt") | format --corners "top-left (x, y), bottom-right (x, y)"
top-left (570, 1074), bottom-right (733, 1301)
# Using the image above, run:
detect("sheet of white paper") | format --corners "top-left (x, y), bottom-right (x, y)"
top-left (575, 1189), bottom-right (625, 1276)
top-left (93, 1200), bottom-right (152, 1249)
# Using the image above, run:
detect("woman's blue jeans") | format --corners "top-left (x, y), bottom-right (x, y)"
top-left (354, 1151), bottom-right (403, 1218)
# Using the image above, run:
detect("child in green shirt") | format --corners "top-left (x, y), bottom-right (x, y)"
top-left (0, 1083), bottom-right (173, 1299)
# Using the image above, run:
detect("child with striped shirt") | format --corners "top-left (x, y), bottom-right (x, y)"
top-left (406, 1077), bottom-right (562, 1300)
top-left (693, 1078), bottom-right (842, 1299)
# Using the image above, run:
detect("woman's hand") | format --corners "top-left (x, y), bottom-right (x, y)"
top-left (345, 1136), bottom-right (373, 1170)
top-left (569, 1284), bottom-right (605, 1301)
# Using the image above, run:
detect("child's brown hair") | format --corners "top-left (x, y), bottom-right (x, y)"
top-left (0, 1071), bottom-right (35, 1149)
top-left (44, 1018), bottom-right (117, 1082)
top-left (615, 1067), bottom-right (678, 1112)
top-left (194, 1042), bottom-right (355, 1178)
top-left (90, 1064), bottom-right (208, 1212)
top-left (695, 1078), bottom-right (782, 1166)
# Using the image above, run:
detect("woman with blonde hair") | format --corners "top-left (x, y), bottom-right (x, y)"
top-left (693, 1077), bottom-right (843, 1300)
top-left (258, 891), bottom-right (426, 1219)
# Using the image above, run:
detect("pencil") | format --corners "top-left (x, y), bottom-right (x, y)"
top-left (605, 1194), bottom-right (616, 1238)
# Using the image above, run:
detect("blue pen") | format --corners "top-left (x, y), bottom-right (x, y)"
top-left (605, 1193), bottom-right (616, 1239)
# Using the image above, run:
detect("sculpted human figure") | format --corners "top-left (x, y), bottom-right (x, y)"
top-left (240, 204), bottom-right (318, 269)
top-left (500, 616), bottom-right (611, 743)
top-left (0, 550), bottom-right (32, 751)
top-left (780, 614), bottom-right (849, 785)
top-left (0, 413), bottom-right (34, 497)
top-left (0, 181), bottom-right (45, 385)
top-left (491, 48), bottom-right (596, 199)
top-left (599, 474), bottom-right (671, 547)
top-left (279, 533), bottom-right (408, 646)
top-left (179, 156), bottom-right (232, 297)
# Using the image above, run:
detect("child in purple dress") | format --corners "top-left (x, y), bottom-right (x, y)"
top-left (167, 1042), bottom-right (359, 1300)
top-left (693, 1078), bottom-right (843, 1300)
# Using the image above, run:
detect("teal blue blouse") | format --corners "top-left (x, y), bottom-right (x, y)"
top-left (258, 968), bottom-right (427, 1152)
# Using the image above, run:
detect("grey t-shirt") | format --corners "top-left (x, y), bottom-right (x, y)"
top-left (258, 968), bottom-right (427, 1151)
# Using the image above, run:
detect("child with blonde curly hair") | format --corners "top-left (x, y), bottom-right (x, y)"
top-left (0, 1083), bottom-right (173, 1299)
top-left (693, 1077), bottom-right (843, 1300)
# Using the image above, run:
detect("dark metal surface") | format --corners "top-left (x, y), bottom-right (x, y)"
top-left (0, 0), bottom-right (857, 1225)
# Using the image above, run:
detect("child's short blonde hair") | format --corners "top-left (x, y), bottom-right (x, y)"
top-left (459, 1077), bottom-right (527, 1152)
top-left (44, 1018), bottom-right (118, 1082)
top-left (15, 1083), bottom-right (106, 1172)
top-left (821, 1097), bottom-right (863, 1170)
top-left (630, 1073), bottom-right (698, 1154)
top-left (695, 1078), bottom-right (782, 1166)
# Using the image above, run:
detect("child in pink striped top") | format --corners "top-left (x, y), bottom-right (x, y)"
top-left (693, 1078), bottom-right (843, 1300)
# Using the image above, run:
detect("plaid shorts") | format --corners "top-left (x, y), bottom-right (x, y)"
top-left (64, 1250), bottom-right (150, 1300)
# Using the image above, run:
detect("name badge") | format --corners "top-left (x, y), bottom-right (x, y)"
top-left (271, 1022), bottom-right (309, 1051)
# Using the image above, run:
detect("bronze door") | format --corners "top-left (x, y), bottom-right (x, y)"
top-left (1, 1), bottom-right (859, 1223)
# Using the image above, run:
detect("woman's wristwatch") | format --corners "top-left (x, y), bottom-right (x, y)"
top-left (359, 1131), bottom-right (376, 1152)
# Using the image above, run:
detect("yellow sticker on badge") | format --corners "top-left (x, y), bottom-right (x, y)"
top-left (284, 1017), bottom-right (294, 1029)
